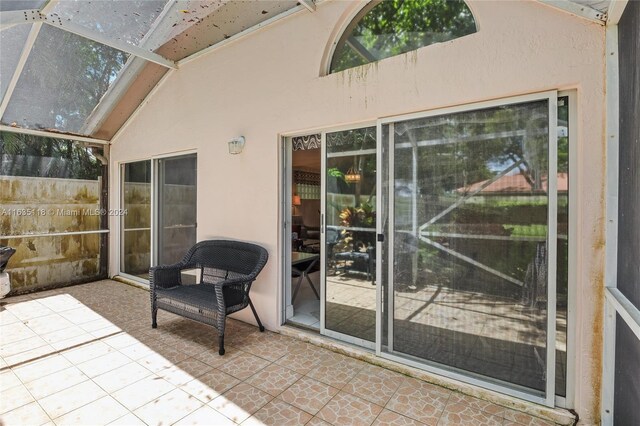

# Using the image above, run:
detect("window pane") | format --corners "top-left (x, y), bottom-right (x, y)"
top-left (0, 1), bottom-right (46, 11)
top-left (1, 25), bottom-right (129, 134)
top-left (157, 154), bottom-right (197, 266)
top-left (0, 24), bottom-right (31, 101)
top-left (325, 127), bottom-right (377, 342)
top-left (384, 99), bottom-right (552, 393)
top-left (50, 0), bottom-right (167, 47)
top-left (330, 0), bottom-right (476, 73)
top-left (122, 160), bottom-right (151, 278)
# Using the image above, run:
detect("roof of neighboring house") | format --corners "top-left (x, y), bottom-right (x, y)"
top-left (457, 173), bottom-right (569, 194)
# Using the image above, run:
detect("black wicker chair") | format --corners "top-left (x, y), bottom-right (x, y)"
top-left (150, 239), bottom-right (268, 355)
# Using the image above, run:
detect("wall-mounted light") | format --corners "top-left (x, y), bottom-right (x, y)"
top-left (228, 136), bottom-right (245, 154)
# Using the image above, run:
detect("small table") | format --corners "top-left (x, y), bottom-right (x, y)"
top-left (292, 252), bottom-right (320, 302)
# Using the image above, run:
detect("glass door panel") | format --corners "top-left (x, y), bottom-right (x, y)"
top-left (122, 160), bottom-right (151, 279)
top-left (324, 127), bottom-right (377, 343)
top-left (157, 154), bottom-right (197, 266)
top-left (383, 99), bottom-right (555, 394)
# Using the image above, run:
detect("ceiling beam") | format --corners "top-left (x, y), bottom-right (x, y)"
top-left (606, 0), bottom-right (628, 24)
top-left (0, 22), bottom-right (41, 119)
top-left (299, 0), bottom-right (316, 13)
top-left (0, 124), bottom-right (109, 145)
top-left (0, 9), bottom-right (41, 29)
top-left (40, 15), bottom-right (178, 69)
top-left (79, 0), bottom-right (194, 136)
top-left (539, 1), bottom-right (607, 24)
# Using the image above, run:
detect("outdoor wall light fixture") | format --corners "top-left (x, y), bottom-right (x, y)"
top-left (228, 136), bottom-right (245, 154)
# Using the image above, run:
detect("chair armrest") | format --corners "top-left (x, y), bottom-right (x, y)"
top-left (149, 263), bottom-right (186, 291)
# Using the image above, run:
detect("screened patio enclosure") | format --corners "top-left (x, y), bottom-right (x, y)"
top-left (0, 0), bottom-right (638, 425)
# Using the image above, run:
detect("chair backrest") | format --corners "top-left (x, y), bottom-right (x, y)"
top-left (182, 240), bottom-right (268, 279)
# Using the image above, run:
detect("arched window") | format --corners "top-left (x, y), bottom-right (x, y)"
top-left (330, 0), bottom-right (477, 74)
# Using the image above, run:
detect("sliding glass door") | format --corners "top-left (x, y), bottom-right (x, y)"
top-left (378, 92), bottom-right (563, 404)
top-left (156, 154), bottom-right (197, 266)
top-left (322, 126), bottom-right (377, 345)
top-left (121, 160), bottom-right (151, 279)
top-left (120, 154), bottom-right (197, 280)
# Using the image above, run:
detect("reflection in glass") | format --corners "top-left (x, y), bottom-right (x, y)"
top-left (330, 0), bottom-right (476, 73)
top-left (384, 100), bottom-right (555, 393)
top-left (122, 161), bottom-right (151, 278)
top-left (556, 96), bottom-right (569, 397)
top-left (325, 127), bottom-right (377, 342)
top-left (157, 155), bottom-right (197, 266)
top-left (2, 25), bottom-right (128, 134)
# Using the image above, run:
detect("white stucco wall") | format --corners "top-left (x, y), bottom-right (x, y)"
top-left (109, 0), bottom-right (606, 421)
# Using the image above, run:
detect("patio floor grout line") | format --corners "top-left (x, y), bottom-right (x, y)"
top-left (1, 331), bottom-right (123, 372)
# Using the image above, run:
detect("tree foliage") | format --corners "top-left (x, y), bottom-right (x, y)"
top-left (331, 0), bottom-right (476, 73)
top-left (0, 131), bottom-right (102, 180)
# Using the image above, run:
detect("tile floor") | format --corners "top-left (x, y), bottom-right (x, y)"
top-left (1, 280), bottom-right (557, 425)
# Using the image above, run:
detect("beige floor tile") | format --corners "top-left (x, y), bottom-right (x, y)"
top-left (503, 409), bottom-right (554, 426)
top-left (137, 349), bottom-right (190, 372)
top-left (53, 395), bottom-right (128, 426)
top-left (93, 362), bottom-right (152, 394)
top-left (102, 333), bottom-right (141, 350)
top-left (156, 358), bottom-right (214, 387)
top-left (23, 314), bottom-right (75, 335)
top-left (437, 405), bottom-right (503, 426)
top-left (306, 353), bottom-right (367, 389)
top-left (5, 300), bottom-right (54, 321)
top-left (209, 383), bottom-right (273, 423)
top-left (24, 367), bottom-right (89, 400)
top-left (34, 294), bottom-right (83, 313)
top-left (444, 393), bottom-right (505, 417)
top-left (343, 365), bottom-right (405, 406)
top-left (76, 352), bottom-right (133, 378)
top-left (180, 369), bottom-right (240, 403)
top-left (0, 322), bottom-right (38, 345)
top-left (193, 347), bottom-right (240, 368)
top-left (307, 417), bottom-right (332, 426)
top-left (0, 384), bottom-right (34, 414)
top-left (50, 333), bottom-right (97, 352)
top-left (273, 345), bottom-right (333, 375)
top-left (0, 308), bottom-right (20, 326)
top-left (133, 388), bottom-right (203, 425)
top-left (58, 307), bottom-right (105, 325)
top-left (174, 405), bottom-right (236, 426)
top-left (0, 369), bottom-right (22, 390)
top-left (243, 399), bottom-right (313, 426)
top-left (0, 335), bottom-right (49, 358)
top-left (278, 376), bottom-right (339, 416)
top-left (12, 355), bottom-right (72, 383)
top-left (62, 341), bottom-right (114, 365)
top-left (4, 344), bottom-right (57, 366)
top-left (217, 352), bottom-right (271, 381)
top-left (38, 380), bottom-right (106, 419)
top-left (373, 409), bottom-right (426, 426)
top-left (111, 375), bottom-right (175, 411)
top-left (40, 326), bottom-right (89, 345)
top-left (246, 364), bottom-right (302, 397)
top-left (316, 391), bottom-right (383, 426)
top-left (385, 378), bottom-right (450, 426)
top-left (118, 342), bottom-right (155, 360)
top-left (107, 413), bottom-right (146, 426)
top-left (0, 401), bottom-right (51, 426)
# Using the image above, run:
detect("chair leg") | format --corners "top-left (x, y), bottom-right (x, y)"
top-left (248, 298), bottom-right (265, 332)
top-left (151, 306), bottom-right (157, 328)
top-left (292, 275), bottom-right (303, 303)
top-left (218, 334), bottom-right (225, 355)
